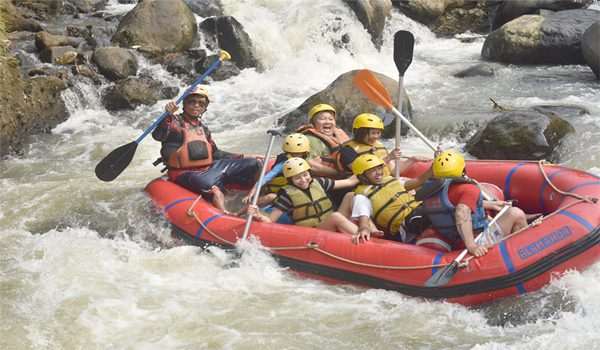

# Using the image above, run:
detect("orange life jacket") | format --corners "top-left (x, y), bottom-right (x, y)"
top-left (166, 116), bottom-right (213, 170)
top-left (296, 125), bottom-right (350, 152)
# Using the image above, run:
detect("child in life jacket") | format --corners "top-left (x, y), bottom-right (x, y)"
top-left (248, 158), bottom-right (359, 235)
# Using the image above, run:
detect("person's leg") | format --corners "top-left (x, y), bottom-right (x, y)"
top-left (318, 212), bottom-right (358, 235)
top-left (222, 158), bottom-right (261, 187)
top-left (337, 192), bottom-right (354, 218)
top-left (208, 186), bottom-right (230, 214)
top-left (496, 207), bottom-right (527, 236)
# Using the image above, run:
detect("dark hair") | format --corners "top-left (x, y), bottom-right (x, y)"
top-left (353, 128), bottom-right (371, 143)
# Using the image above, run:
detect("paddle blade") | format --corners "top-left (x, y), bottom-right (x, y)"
top-left (394, 30), bottom-right (415, 76)
top-left (353, 70), bottom-right (393, 111)
top-left (425, 261), bottom-right (459, 288)
top-left (95, 141), bottom-right (138, 182)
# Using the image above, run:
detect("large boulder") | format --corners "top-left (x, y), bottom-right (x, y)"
top-left (393, 0), bottom-right (452, 24)
top-left (491, 0), bottom-right (593, 30)
top-left (582, 22), bottom-right (600, 79)
top-left (39, 46), bottom-right (78, 64)
top-left (432, 1), bottom-right (492, 36)
top-left (184, 0), bottom-right (223, 17)
top-left (101, 77), bottom-right (177, 111)
top-left (92, 47), bottom-right (138, 81)
top-left (277, 70), bottom-right (412, 136)
top-left (481, 9), bottom-right (600, 65)
top-left (466, 110), bottom-right (575, 160)
top-left (199, 16), bottom-right (259, 69)
top-left (343, 0), bottom-right (392, 49)
top-left (0, 56), bottom-right (68, 155)
top-left (112, 0), bottom-right (197, 55)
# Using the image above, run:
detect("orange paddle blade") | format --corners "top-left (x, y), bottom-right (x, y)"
top-left (353, 69), bottom-right (393, 111)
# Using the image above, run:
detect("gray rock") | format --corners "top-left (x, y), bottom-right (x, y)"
top-left (454, 63), bottom-right (495, 78)
top-left (582, 21), bottom-right (600, 79)
top-left (492, 0), bottom-right (593, 30)
top-left (195, 54), bottom-right (240, 81)
top-left (199, 16), bottom-right (259, 69)
top-left (466, 110), bottom-right (575, 160)
top-left (343, 0), bottom-right (392, 49)
top-left (184, 0), bottom-right (223, 17)
top-left (277, 70), bottom-right (412, 137)
top-left (532, 104), bottom-right (590, 118)
top-left (482, 9), bottom-right (600, 65)
top-left (65, 0), bottom-right (108, 13)
top-left (112, 0), bottom-right (197, 55)
top-left (101, 77), bottom-right (168, 110)
top-left (35, 31), bottom-right (83, 51)
top-left (92, 47), bottom-right (138, 81)
top-left (39, 46), bottom-right (78, 64)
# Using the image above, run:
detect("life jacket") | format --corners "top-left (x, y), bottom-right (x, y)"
top-left (335, 139), bottom-right (390, 175)
top-left (166, 115), bottom-right (213, 170)
top-left (354, 176), bottom-right (420, 235)
top-left (263, 153), bottom-right (289, 194)
top-left (296, 125), bottom-right (350, 153)
top-left (420, 178), bottom-right (489, 242)
top-left (282, 179), bottom-right (333, 227)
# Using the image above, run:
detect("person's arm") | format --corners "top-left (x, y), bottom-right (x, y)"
top-left (455, 203), bottom-right (487, 257)
top-left (332, 175), bottom-right (359, 190)
top-left (152, 103), bottom-right (178, 141)
top-left (353, 215), bottom-right (372, 244)
top-left (247, 205), bottom-right (283, 223)
top-left (242, 164), bottom-right (284, 204)
top-left (404, 165), bottom-right (433, 191)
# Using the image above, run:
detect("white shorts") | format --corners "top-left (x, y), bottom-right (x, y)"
top-left (476, 221), bottom-right (504, 246)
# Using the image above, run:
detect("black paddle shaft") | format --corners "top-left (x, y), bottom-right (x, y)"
top-left (393, 31), bottom-right (415, 76)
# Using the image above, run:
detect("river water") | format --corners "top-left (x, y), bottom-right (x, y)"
top-left (2, 0), bottom-right (600, 349)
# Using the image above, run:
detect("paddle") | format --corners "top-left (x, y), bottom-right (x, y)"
top-left (424, 203), bottom-right (512, 288)
top-left (353, 69), bottom-right (436, 151)
top-left (94, 50), bottom-right (232, 182)
top-left (242, 129), bottom-right (282, 240)
top-left (393, 30), bottom-right (415, 179)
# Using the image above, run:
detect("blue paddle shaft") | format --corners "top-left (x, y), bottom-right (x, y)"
top-left (134, 57), bottom-right (224, 144)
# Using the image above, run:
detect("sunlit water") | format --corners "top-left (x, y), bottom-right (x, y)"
top-left (2, 0), bottom-right (600, 348)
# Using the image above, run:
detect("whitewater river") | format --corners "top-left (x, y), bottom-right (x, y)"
top-left (2, 0), bottom-right (600, 349)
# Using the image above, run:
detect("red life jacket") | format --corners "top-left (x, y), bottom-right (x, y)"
top-left (296, 125), bottom-right (350, 152)
top-left (166, 116), bottom-right (213, 170)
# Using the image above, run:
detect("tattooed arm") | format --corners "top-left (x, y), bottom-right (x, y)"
top-left (455, 203), bottom-right (488, 257)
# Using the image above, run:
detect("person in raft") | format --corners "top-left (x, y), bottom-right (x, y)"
top-left (247, 157), bottom-right (359, 235)
top-left (337, 113), bottom-right (419, 177)
top-left (414, 150), bottom-right (529, 257)
top-left (152, 85), bottom-right (260, 214)
top-left (296, 103), bottom-right (349, 176)
top-left (350, 154), bottom-right (433, 244)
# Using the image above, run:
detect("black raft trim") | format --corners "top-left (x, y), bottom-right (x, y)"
top-left (171, 224), bottom-right (600, 300)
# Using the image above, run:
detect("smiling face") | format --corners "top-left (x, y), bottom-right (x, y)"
top-left (312, 111), bottom-right (336, 136)
top-left (363, 165), bottom-right (384, 185)
top-left (290, 170), bottom-right (312, 189)
top-left (364, 128), bottom-right (382, 145)
top-left (182, 95), bottom-right (208, 119)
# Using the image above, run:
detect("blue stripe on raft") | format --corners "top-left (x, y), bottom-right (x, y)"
top-left (503, 162), bottom-right (526, 201)
top-left (499, 241), bottom-right (526, 294)
top-left (195, 214), bottom-right (224, 240)
top-left (566, 180), bottom-right (600, 193)
top-left (558, 210), bottom-right (594, 231)
top-left (164, 197), bottom-right (196, 212)
top-left (431, 252), bottom-right (444, 276)
top-left (539, 170), bottom-right (565, 213)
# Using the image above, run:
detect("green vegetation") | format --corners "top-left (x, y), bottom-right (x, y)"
top-left (0, 2), bottom-right (7, 55)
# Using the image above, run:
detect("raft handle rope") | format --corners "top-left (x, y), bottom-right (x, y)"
top-left (183, 160), bottom-right (598, 273)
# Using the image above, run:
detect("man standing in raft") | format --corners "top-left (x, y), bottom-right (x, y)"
top-left (152, 85), bottom-right (260, 213)
top-left (350, 154), bottom-right (433, 244)
top-left (415, 150), bottom-right (528, 256)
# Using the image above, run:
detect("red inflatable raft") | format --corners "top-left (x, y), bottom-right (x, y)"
top-left (145, 160), bottom-right (600, 306)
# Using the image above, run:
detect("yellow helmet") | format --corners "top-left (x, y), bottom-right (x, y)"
top-left (352, 113), bottom-right (384, 130)
top-left (185, 85), bottom-right (210, 102)
top-left (282, 133), bottom-right (310, 154)
top-left (351, 154), bottom-right (385, 176)
top-left (433, 150), bottom-right (465, 178)
top-left (308, 103), bottom-right (336, 121)
top-left (283, 157), bottom-right (311, 178)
